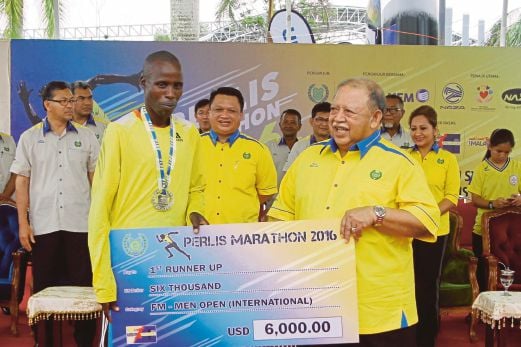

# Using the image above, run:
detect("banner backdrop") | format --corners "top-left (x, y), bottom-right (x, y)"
top-left (0, 40), bottom-right (9, 133)
top-left (7, 40), bottom-right (521, 196)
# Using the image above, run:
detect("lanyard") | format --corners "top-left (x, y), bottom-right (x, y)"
top-left (141, 106), bottom-right (176, 194)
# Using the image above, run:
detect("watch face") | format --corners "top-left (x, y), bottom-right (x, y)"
top-left (374, 206), bottom-right (386, 217)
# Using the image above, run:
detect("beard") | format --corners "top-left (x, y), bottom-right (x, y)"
top-left (383, 121), bottom-right (394, 129)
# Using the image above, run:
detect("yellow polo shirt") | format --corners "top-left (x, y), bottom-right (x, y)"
top-left (201, 130), bottom-right (277, 224)
top-left (88, 110), bottom-right (205, 303)
top-left (408, 145), bottom-right (460, 236)
top-left (468, 157), bottom-right (521, 235)
top-left (269, 131), bottom-right (439, 335)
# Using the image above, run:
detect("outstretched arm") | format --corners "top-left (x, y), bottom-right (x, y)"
top-left (17, 81), bottom-right (42, 125)
top-left (86, 71), bottom-right (143, 91)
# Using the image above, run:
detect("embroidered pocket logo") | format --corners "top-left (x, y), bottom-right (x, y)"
top-left (370, 170), bottom-right (382, 180)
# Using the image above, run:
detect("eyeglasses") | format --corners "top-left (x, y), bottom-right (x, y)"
top-left (385, 107), bottom-right (402, 114)
top-left (47, 98), bottom-right (76, 106)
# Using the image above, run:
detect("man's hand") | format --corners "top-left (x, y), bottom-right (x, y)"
top-left (17, 80), bottom-right (32, 102)
top-left (189, 212), bottom-right (209, 234)
top-left (19, 224), bottom-right (35, 252)
top-left (340, 206), bottom-right (376, 243)
top-left (101, 301), bottom-right (120, 323)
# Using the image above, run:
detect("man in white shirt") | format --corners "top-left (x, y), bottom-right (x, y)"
top-left (11, 81), bottom-right (99, 347)
top-left (283, 102), bottom-right (331, 172)
top-left (381, 94), bottom-right (412, 149)
top-left (0, 132), bottom-right (16, 201)
top-left (265, 108), bottom-right (302, 186)
top-left (71, 80), bottom-right (108, 143)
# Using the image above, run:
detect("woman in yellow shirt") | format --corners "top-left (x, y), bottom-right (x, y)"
top-left (408, 105), bottom-right (460, 347)
top-left (468, 128), bottom-right (521, 290)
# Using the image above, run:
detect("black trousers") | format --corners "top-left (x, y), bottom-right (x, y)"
top-left (413, 235), bottom-right (447, 347)
top-left (32, 230), bottom-right (96, 347)
top-left (313, 324), bottom-right (417, 347)
top-left (472, 233), bottom-right (487, 291)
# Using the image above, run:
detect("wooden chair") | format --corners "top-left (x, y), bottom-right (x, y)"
top-left (455, 198), bottom-right (477, 252)
top-left (0, 201), bottom-right (28, 335)
top-left (481, 207), bottom-right (521, 292)
top-left (439, 210), bottom-right (480, 341)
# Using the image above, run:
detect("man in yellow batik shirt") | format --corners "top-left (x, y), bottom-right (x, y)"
top-left (269, 78), bottom-right (440, 347)
top-left (200, 87), bottom-right (277, 224)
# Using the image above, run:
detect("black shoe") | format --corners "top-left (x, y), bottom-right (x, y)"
top-left (1, 306), bottom-right (10, 315)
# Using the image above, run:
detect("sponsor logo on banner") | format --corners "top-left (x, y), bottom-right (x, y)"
top-left (467, 136), bottom-right (488, 147)
top-left (308, 84), bottom-right (329, 103)
top-left (442, 83), bottom-right (464, 104)
top-left (416, 89), bottom-right (430, 102)
top-left (440, 83), bottom-right (465, 110)
top-left (126, 325), bottom-right (157, 344)
top-left (388, 90), bottom-right (429, 103)
top-left (476, 85), bottom-right (493, 103)
top-left (388, 92), bottom-right (413, 103)
top-left (438, 133), bottom-right (461, 154)
top-left (502, 88), bottom-right (521, 105)
top-left (472, 85), bottom-right (495, 112)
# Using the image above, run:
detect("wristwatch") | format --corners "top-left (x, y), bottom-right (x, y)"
top-left (373, 205), bottom-right (386, 227)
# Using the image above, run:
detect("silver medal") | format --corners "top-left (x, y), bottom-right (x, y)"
top-left (152, 189), bottom-right (174, 211)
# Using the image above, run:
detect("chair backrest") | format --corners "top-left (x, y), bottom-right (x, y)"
top-left (455, 199), bottom-right (477, 251)
top-left (482, 207), bottom-right (521, 285)
top-left (0, 202), bottom-right (21, 280)
top-left (444, 210), bottom-right (463, 258)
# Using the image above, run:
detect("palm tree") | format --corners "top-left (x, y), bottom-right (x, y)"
top-left (486, 18), bottom-right (521, 47)
top-left (0, 0), bottom-right (61, 39)
top-left (215, 0), bottom-right (330, 26)
top-left (215, 0), bottom-right (241, 22)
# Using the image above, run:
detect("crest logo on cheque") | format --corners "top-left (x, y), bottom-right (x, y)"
top-left (122, 233), bottom-right (148, 257)
top-left (308, 84), bottom-right (329, 103)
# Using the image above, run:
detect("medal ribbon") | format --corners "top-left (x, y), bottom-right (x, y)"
top-left (141, 106), bottom-right (176, 195)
